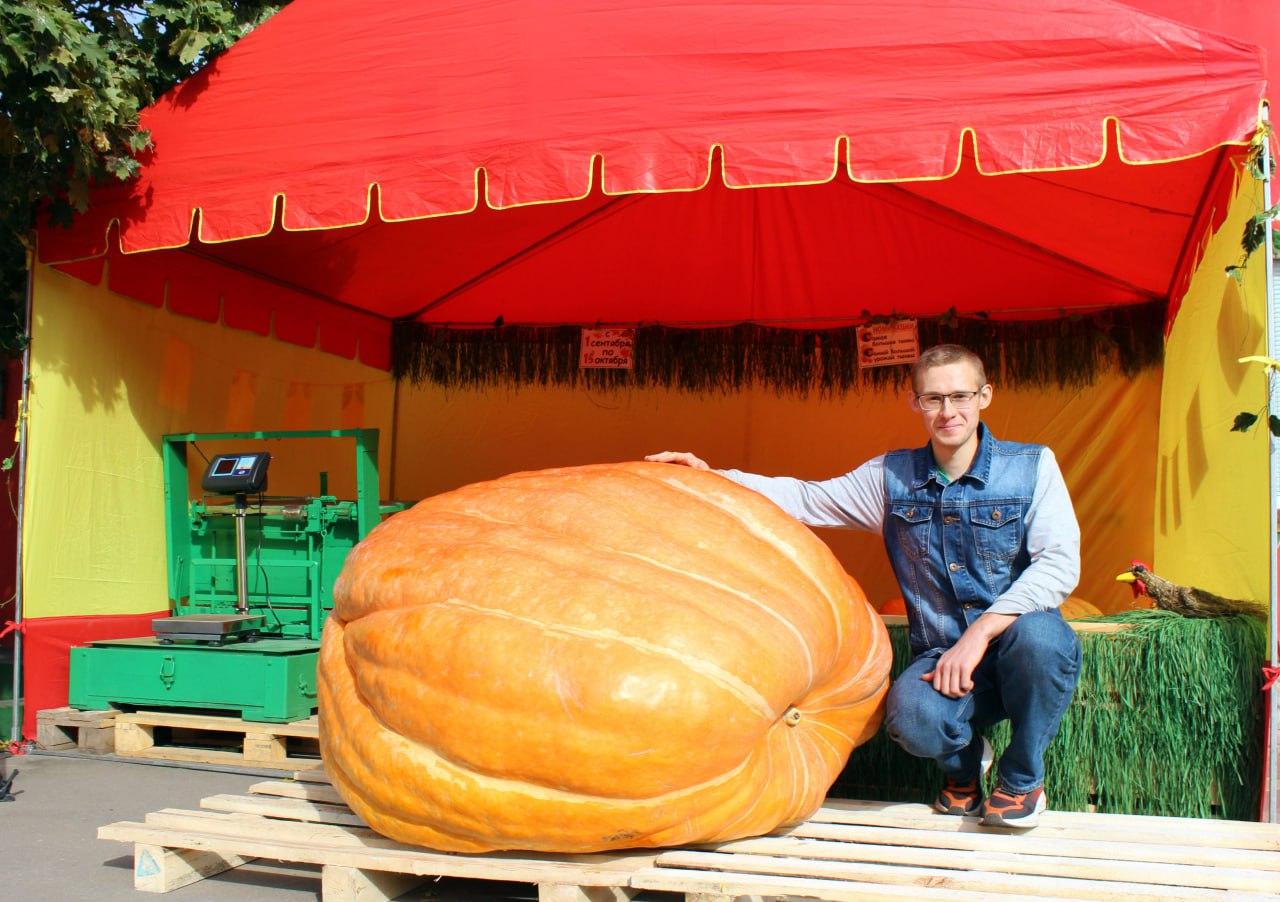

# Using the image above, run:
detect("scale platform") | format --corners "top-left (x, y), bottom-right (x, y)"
top-left (152, 613), bottom-right (265, 644)
top-left (68, 636), bottom-right (320, 723)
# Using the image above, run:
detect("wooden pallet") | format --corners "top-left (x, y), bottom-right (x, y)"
top-left (36, 706), bottom-right (118, 754)
top-left (98, 769), bottom-right (1280, 901)
top-left (112, 710), bottom-right (321, 769)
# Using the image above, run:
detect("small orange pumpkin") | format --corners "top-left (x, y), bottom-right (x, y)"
top-left (1059, 596), bottom-right (1103, 620)
top-left (879, 596), bottom-right (907, 616)
top-left (319, 462), bottom-right (891, 853)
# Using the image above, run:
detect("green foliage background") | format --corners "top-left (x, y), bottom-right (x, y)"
top-left (0, 0), bottom-right (288, 356)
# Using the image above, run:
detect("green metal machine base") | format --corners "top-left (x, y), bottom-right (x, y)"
top-left (68, 638), bottom-right (319, 723)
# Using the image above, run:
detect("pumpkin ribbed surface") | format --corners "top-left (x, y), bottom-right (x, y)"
top-left (319, 461), bottom-right (891, 853)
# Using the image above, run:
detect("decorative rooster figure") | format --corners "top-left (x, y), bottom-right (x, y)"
top-left (1117, 562), bottom-right (1269, 620)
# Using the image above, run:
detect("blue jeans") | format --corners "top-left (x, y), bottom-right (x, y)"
top-left (882, 610), bottom-right (1081, 794)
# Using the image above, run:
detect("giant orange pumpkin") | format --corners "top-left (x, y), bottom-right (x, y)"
top-left (319, 461), bottom-right (891, 853)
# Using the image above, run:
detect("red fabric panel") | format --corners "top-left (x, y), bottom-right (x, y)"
top-left (273, 293), bottom-right (320, 348)
top-left (19, 612), bottom-right (163, 740)
top-left (220, 268), bottom-right (274, 336)
top-left (107, 252), bottom-right (166, 308)
top-left (358, 332), bottom-right (392, 370)
top-left (53, 258), bottom-right (105, 287)
top-left (82, 137), bottom-right (1230, 331)
top-left (1124, 1), bottom-right (1280, 108)
top-left (32, 0), bottom-right (1266, 262)
top-left (164, 259), bottom-right (222, 322)
top-left (316, 322), bottom-right (358, 360)
top-left (380, 172), bottom-right (1155, 326)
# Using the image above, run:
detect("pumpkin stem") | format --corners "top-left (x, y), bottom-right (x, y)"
top-left (783, 706), bottom-right (802, 726)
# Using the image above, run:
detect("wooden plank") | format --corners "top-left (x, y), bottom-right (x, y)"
top-left (199, 791), bottom-right (366, 827)
top-left (292, 767), bottom-right (329, 783)
top-left (632, 865), bottom-right (1083, 902)
top-left (115, 710), bottom-right (319, 738)
top-left (737, 822), bottom-right (1280, 872)
top-left (811, 800), bottom-right (1280, 851)
top-left (654, 850), bottom-right (1277, 902)
top-left (129, 841), bottom-right (252, 894)
top-left (537, 884), bottom-right (638, 901)
top-left (141, 809), bottom-right (658, 878)
top-left (321, 864), bottom-right (429, 902)
top-left (249, 777), bottom-right (347, 805)
top-left (115, 741), bottom-right (318, 770)
top-left (100, 820), bottom-right (656, 887)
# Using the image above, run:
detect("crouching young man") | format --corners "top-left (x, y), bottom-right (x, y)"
top-left (647, 343), bottom-right (1082, 828)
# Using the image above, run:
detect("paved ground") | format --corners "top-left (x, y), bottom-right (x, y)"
top-left (1, 750), bottom-right (323, 900)
top-left (1, 750), bottom-right (588, 901)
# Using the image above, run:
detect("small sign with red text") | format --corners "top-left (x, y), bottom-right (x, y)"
top-left (856, 319), bottom-right (919, 368)
top-left (580, 328), bottom-right (635, 369)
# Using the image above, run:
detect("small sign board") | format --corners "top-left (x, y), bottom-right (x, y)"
top-left (856, 319), bottom-right (919, 368)
top-left (579, 328), bottom-right (635, 369)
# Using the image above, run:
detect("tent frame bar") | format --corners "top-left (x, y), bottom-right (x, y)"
top-left (8, 257), bottom-right (32, 745)
top-left (1265, 104), bottom-right (1278, 825)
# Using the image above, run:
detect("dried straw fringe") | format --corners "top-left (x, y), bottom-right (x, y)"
top-left (832, 611), bottom-right (1266, 819)
top-left (392, 302), bottom-right (1164, 396)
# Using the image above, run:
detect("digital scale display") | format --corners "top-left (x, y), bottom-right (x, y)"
top-left (212, 455), bottom-right (259, 477)
top-left (201, 451), bottom-right (271, 495)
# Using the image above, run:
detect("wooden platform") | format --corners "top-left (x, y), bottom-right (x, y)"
top-left (38, 707), bottom-right (321, 768)
top-left (98, 769), bottom-right (1280, 901)
top-left (37, 706), bottom-right (118, 754)
top-left (112, 710), bottom-right (320, 768)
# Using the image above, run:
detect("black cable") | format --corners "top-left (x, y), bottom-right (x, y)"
top-left (254, 492), bottom-right (277, 627)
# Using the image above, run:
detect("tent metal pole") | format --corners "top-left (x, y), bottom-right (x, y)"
top-left (9, 256), bottom-right (32, 744)
top-left (1264, 104), bottom-right (1278, 826)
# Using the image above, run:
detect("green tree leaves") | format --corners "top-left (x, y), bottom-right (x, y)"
top-left (0, 0), bottom-right (287, 355)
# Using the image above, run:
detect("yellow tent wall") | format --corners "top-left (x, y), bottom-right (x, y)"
top-left (22, 263), bottom-right (396, 621)
top-left (1155, 172), bottom-right (1270, 602)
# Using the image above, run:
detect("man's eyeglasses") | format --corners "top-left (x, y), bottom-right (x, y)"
top-left (915, 390), bottom-right (981, 411)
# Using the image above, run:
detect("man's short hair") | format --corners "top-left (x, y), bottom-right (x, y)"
top-left (911, 344), bottom-right (987, 391)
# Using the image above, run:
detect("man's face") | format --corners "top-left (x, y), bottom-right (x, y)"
top-left (910, 361), bottom-right (992, 452)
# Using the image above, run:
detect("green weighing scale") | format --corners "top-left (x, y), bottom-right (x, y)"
top-left (68, 429), bottom-right (405, 722)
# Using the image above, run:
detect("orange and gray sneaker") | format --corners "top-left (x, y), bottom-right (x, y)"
top-left (932, 737), bottom-right (993, 816)
top-left (933, 776), bottom-right (985, 815)
top-left (981, 783), bottom-right (1047, 828)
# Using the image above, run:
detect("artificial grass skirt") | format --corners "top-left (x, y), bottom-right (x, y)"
top-left (392, 303), bottom-right (1164, 396)
top-left (831, 610), bottom-right (1267, 819)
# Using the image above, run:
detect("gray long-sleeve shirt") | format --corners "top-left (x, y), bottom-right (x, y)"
top-left (719, 448), bottom-right (1080, 618)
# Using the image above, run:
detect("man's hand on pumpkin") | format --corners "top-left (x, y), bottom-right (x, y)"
top-left (645, 451), bottom-right (710, 470)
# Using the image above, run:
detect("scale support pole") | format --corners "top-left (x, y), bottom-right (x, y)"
top-left (234, 495), bottom-right (250, 615)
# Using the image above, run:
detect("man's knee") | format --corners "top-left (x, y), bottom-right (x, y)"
top-left (884, 678), bottom-right (967, 760)
top-left (999, 610), bottom-right (1081, 679)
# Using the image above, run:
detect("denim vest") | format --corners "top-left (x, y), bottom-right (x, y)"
top-left (883, 423), bottom-right (1042, 657)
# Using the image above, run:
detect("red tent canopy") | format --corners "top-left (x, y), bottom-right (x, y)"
top-left (35, 0), bottom-right (1269, 371)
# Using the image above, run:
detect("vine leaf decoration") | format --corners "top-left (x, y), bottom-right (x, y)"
top-left (1226, 121), bottom-right (1277, 282)
top-left (1234, 356), bottom-right (1280, 436)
